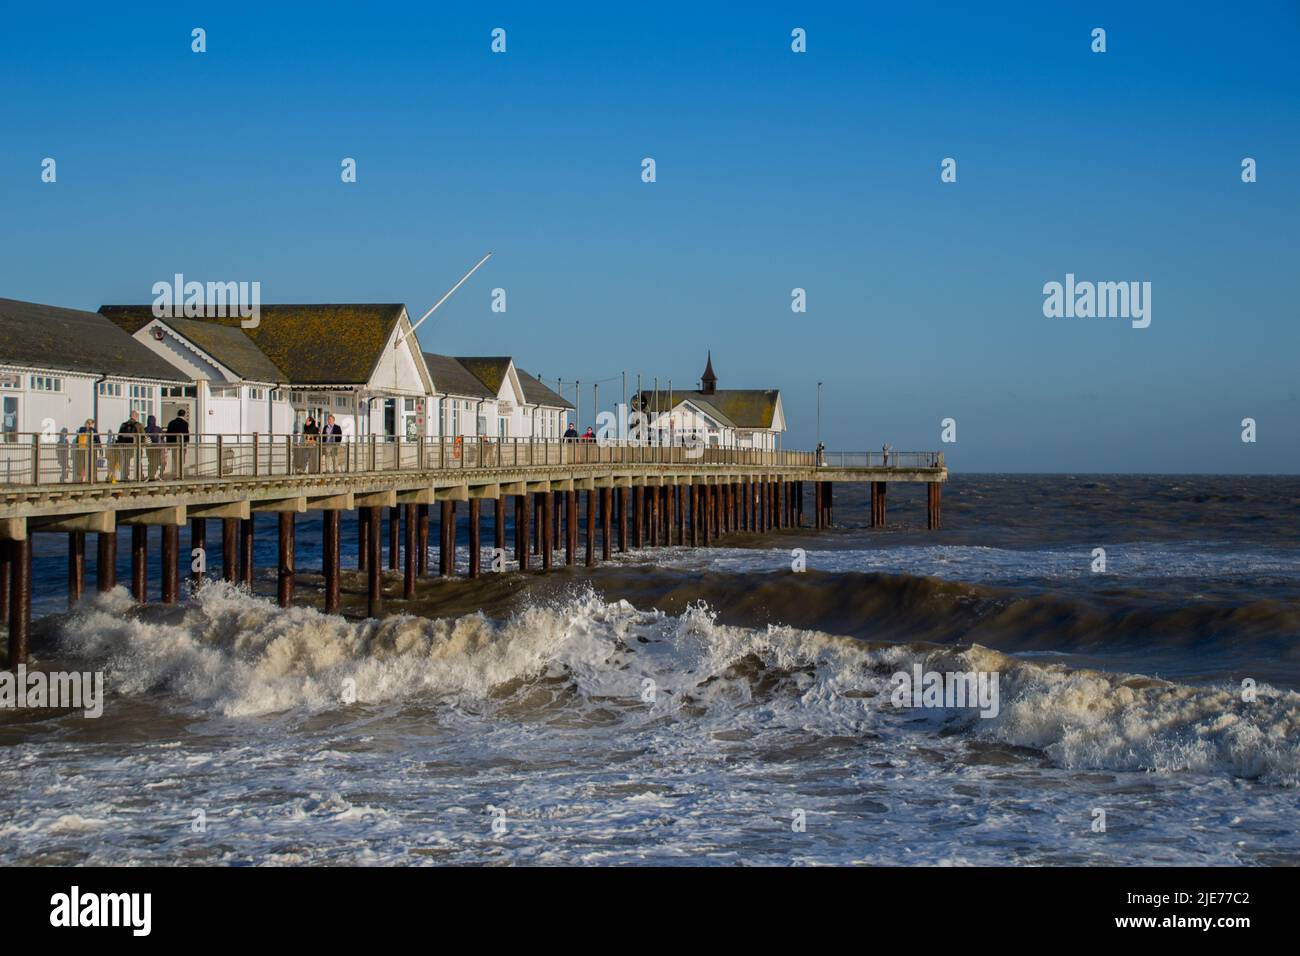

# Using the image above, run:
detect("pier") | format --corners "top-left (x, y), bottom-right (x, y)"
top-left (0, 435), bottom-right (946, 665)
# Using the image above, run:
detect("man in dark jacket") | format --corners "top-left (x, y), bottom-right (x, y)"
top-left (165, 409), bottom-right (190, 477)
top-left (115, 410), bottom-right (144, 481)
top-left (322, 414), bottom-right (343, 472)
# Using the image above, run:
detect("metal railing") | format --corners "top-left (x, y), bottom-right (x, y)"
top-left (0, 434), bottom-right (943, 488)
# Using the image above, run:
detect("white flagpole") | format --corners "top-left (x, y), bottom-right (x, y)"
top-left (395, 252), bottom-right (493, 349)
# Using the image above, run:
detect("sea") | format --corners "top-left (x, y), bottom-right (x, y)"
top-left (2, 474), bottom-right (1297, 865)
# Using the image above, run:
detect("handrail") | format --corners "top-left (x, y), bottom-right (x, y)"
top-left (0, 433), bottom-right (941, 488)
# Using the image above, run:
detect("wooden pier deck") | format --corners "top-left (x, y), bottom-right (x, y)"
top-left (0, 435), bottom-right (946, 665)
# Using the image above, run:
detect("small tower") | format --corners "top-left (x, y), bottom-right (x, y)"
top-left (700, 351), bottom-right (717, 395)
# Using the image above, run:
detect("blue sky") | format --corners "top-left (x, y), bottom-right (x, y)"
top-left (2, 1), bottom-right (1296, 471)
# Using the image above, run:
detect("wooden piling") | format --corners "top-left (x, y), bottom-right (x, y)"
top-left (601, 487), bottom-right (611, 560)
top-left (417, 503), bottom-right (430, 576)
top-left (358, 508), bottom-right (369, 571)
top-left (131, 525), bottom-right (148, 602)
top-left (533, 494), bottom-right (543, 555)
top-left (618, 486), bottom-right (629, 552)
top-left (191, 518), bottom-right (205, 589)
top-left (324, 509), bottom-right (340, 614)
top-left (541, 491), bottom-right (554, 570)
top-left (0, 540), bottom-right (10, 625)
top-left (632, 486), bottom-right (643, 548)
top-left (222, 518), bottom-right (238, 583)
top-left (494, 496), bottom-right (506, 557)
top-left (406, 502), bottom-right (419, 594)
top-left (161, 524), bottom-right (179, 604)
top-left (440, 500), bottom-right (455, 576)
top-left (468, 498), bottom-right (481, 578)
top-left (367, 505), bottom-right (382, 617)
top-left (516, 495), bottom-right (529, 571)
top-left (586, 488), bottom-right (597, 567)
top-left (97, 530), bottom-right (117, 592)
top-left (927, 481), bottom-right (942, 530)
top-left (277, 512), bottom-right (295, 607)
top-left (566, 490), bottom-right (577, 566)
top-left (388, 506), bottom-right (400, 571)
top-left (240, 517), bottom-right (254, 587)
top-left (8, 537), bottom-right (31, 666)
top-left (68, 531), bottom-right (85, 608)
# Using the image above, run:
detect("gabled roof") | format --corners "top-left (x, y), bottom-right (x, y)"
top-left (636, 388), bottom-right (782, 429)
top-left (455, 356), bottom-right (514, 395)
top-left (153, 316), bottom-right (286, 382)
top-left (422, 352), bottom-right (495, 399)
top-left (516, 370), bottom-right (574, 409)
top-left (100, 304), bottom-right (406, 385)
top-left (0, 298), bottom-right (186, 382)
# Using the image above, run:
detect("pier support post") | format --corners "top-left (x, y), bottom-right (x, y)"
top-left (358, 508), bottom-right (369, 571)
top-left (388, 506), bottom-right (400, 571)
top-left (541, 491), bottom-right (554, 570)
top-left (702, 485), bottom-right (712, 546)
top-left (8, 536), bottom-right (31, 666)
top-left (0, 540), bottom-right (10, 624)
top-left (823, 481), bottom-right (834, 527)
top-left (797, 482), bottom-right (804, 527)
top-left (367, 505), bottom-right (382, 617)
top-left (191, 518), bottom-right (206, 589)
top-left (222, 518), bottom-right (238, 583)
top-left (927, 482), bottom-right (942, 530)
top-left (814, 482), bottom-right (823, 529)
top-left (324, 509), bottom-right (340, 614)
top-left (406, 502), bottom-right (420, 594)
top-left (495, 496), bottom-right (506, 558)
top-left (240, 517), bottom-right (254, 588)
top-left (618, 487), bottom-right (629, 552)
top-left (277, 512), bottom-right (295, 608)
top-left (601, 488), bottom-right (612, 560)
top-left (567, 490), bottom-right (578, 566)
top-left (68, 531), bottom-right (85, 608)
top-left (131, 525), bottom-right (148, 602)
top-left (586, 489), bottom-right (597, 567)
top-left (440, 501), bottom-right (455, 577)
top-left (516, 496), bottom-right (529, 571)
top-left (97, 530), bottom-right (117, 592)
top-left (161, 523), bottom-right (179, 605)
top-left (533, 494), bottom-right (543, 555)
top-left (870, 481), bottom-right (884, 528)
top-left (468, 498), bottom-right (481, 579)
top-left (417, 503), bottom-right (430, 576)
top-left (632, 486), bottom-right (643, 548)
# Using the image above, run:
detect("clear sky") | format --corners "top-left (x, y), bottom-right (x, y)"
top-left (2, 1), bottom-right (1296, 472)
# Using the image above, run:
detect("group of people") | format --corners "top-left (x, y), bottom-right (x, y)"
top-left (56, 409), bottom-right (191, 482)
top-left (298, 414), bottom-right (344, 472)
top-left (562, 423), bottom-right (597, 442)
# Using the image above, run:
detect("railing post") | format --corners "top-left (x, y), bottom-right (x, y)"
top-left (217, 434), bottom-right (225, 478)
top-left (30, 434), bottom-right (39, 486)
top-left (252, 433), bottom-right (260, 476)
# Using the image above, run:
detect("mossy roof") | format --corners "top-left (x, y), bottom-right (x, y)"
top-left (516, 369), bottom-right (574, 409)
top-left (455, 356), bottom-right (514, 395)
top-left (0, 298), bottom-right (186, 382)
top-left (635, 389), bottom-right (780, 429)
top-left (99, 304), bottom-right (406, 385)
top-left (422, 352), bottom-right (496, 399)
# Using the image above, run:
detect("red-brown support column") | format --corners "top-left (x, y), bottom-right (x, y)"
top-left (702, 485), bottom-right (712, 546)
top-left (815, 481), bottom-right (824, 529)
top-left (566, 490), bottom-right (577, 566)
top-left (586, 489), bottom-right (597, 567)
top-left (405, 502), bottom-right (419, 595)
top-left (673, 486), bottom-right (683, 544)
top-left (68, 531), bottom-right (85, 608)
top-left (533, 494), bottom-right (543, 555)
top-left (824, 481), bottom-right (834, 527)
top-left (8, 536), bottom-right (31, 666)
top-left (618, 486), bottom-right (629, 552)
top-left (367, 505), bottom-right (382, 617)
top-left (518, 495), bottom-right (531, 571)
top-left (97, 530), bottom-right (117, 592)
top-left (440, 500), bottom-right (456, 576)
top-left (358, 508), bottom-right (369, 571)
top-left (468, 498), bottom-right (481, 578)
top-left (324, 509), bottom-right (340, 614)
top-left (541, 491), bottom-right (554, 570)
top-left (417, 503), bottom-right (430, 576)
top-left (277, 512), bottom-right (295, 607)
top-left (797, 482), bottom-right (805, 527)
top-left (190, 518), bottom-right (205, 589)
top-left (600, 487), bottom-right (612, 559)
top-left (494, 496), bottom-right (506, 559)
top-left (0, 540), bottom-right (11, 625)
top-left (665, 485), bottom-right (675, 546)
top-left (632, 486), bottom-right (643, 548)
top-left (161, 524), bottom-right (179, 604)
top-left (928, 482), bottom-right (942, 530)
top-left (131, 524), bottom-right (148, 602)
top-left (222, 518), bottom-right (238, 583)
top-left (240, 517), bottom-right (254, 588)
top-left (388, 506), bottom-right (400, 571)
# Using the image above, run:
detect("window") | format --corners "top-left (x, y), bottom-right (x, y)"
top-left (210, 385), bottom-right (238, 399)
top-left (335, 396), bottom-right (349, 408)
top-left (29, 375), bottom-right (62, 392)
top-left (450, 404), bottom-right (459, 435)
top-left (248, 387), bottom-right (265, 401)
top-left (162, 385), bottom-right (197, 398)
top-left (404, 398), bottom-right (417, 412)
top-left (98, 382), bottom-right (124, 397)
top-left (130, 384), bottom-right (154, 417)
top-left (290, 391), bottom-right (304, 404)
top-left (0, 373), bottom-right (20, 389)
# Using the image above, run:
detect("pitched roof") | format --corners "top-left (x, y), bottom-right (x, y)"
top-left (516, 370), bottom-right (574, 409)
top-left (0, 298), bottom-right (186, 382)
top-left (455, 356), bottom-right (513, 395)
top-left (422, 352), bottom-right (495, 399)
top-left (155, 316), bottom-right (286, 382)
top-left (636, 388), bottom-right (781, 429)
top-left (100, 304), bottom-right (406, 385)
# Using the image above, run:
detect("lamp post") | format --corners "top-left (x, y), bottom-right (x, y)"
top-left (816, 381), bottom-right (823, 447)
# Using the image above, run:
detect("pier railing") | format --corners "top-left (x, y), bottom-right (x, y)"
top-left (0, 433), bottom-right (834, 487)
top-left (819, 451), bottom-right (943, 469)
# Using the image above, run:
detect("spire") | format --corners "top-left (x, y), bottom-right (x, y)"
top-left (700, 351), bottom-right (717, 395)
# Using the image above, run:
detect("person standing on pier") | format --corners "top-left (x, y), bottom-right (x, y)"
top-left (165, 408), bottom-right (189, 477)
top-left (564, 422), bottom-right (578, 441)
top-left (114, 410), bottom-right (144, 482)
top-left (144, 414), bottom-right (164, 480)
top-left (301, 416), bottom-right (320, 472)
top-left (75, 418), bottom-right (99, 482)
top-left (322, 414), bottom-right (342, 472)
